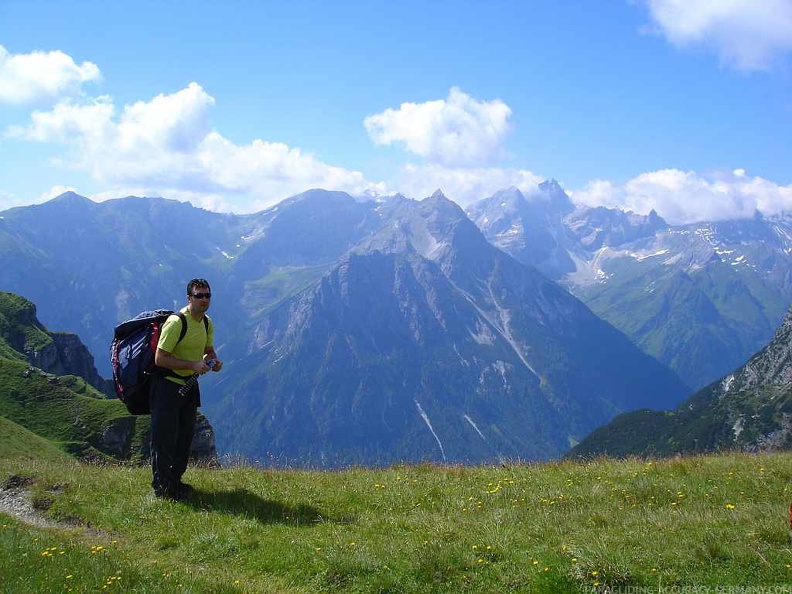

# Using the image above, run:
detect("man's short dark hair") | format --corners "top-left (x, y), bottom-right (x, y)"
top-left (187, 278), bottom-right (211, 296)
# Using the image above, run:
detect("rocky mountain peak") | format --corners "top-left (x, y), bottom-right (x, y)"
top-left (539, 179), bottom-right (563, 193)
top-left (537, 179), bottom-right (574, 214)
top-left (490, 186), bottom-right (525, 206)
top-left (565, 204), bottom-right (669, 250)
top-left (49, 191), bottom-right (93, 207)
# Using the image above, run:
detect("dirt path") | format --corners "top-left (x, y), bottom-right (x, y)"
top-left (0, 480), bottom-right (65, 529)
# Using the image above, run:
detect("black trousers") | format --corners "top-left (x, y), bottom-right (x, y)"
top-left (150, 374), bottom-right (198, 494)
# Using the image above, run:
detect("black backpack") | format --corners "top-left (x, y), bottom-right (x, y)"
top-left (109, 309), bottom-right (207, 415)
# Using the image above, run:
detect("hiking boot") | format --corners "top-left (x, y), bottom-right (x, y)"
top-left (177, 482), bottom-right (194, 498)
top-left (153, 489), bottom-right (177, 501)
top-left (154, 484), bottom-right (183, 501)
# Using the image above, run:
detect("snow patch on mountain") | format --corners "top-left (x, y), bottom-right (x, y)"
top-left (469, 318), bottom-right (496, 345)
top-left (491, 361), bottom-right (509, 388)
top-left (415, 400), bottom-right (446, 462)
top-left (662, 252), bottom-right (686, 266)
top-left (403, 219), bottom-right (447, 261)
top-left (464, 414), bottom-right (488, 442)
top-left (732, 416), bottom-right (744, 439)
top-left (497, 221), bottom-right (523, 239)
top-left (722, 374), bottom-right (735, 393)
top-left (564, 252), bottom-right (607, 286)
top-left (633, 249), bottom-right (669, 261)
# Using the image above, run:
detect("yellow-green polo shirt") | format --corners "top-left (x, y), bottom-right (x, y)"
top-left (157, 307), bottom-right (214, 384)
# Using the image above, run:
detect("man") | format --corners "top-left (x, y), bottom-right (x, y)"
top-left (150, 278), bottom-right (223, 500)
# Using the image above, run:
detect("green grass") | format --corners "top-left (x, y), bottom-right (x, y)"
top-left (0, 292), bottom-right (53, 355)
top-left (0, 356), bottom-right (149, 461)
top-left (1, 452), bottom-right (791, 593)
top-left (0, 417), bottom-right (71, 462)
top-left (241, 264), bottom-right (334, 317)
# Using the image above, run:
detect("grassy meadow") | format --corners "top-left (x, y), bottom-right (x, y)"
top-left (1, 451), bottom-right (791, 593)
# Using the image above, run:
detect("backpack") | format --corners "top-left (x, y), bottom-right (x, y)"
top-left (109, 309), bottom-right (208, 415)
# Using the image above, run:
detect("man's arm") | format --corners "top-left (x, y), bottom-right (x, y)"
top-left (155, 348), bottom-right (210, 375)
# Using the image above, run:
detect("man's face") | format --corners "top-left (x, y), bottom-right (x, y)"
top-left (188, 286), bottom-right (212, 314)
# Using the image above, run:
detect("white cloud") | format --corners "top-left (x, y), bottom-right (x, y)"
top-left (39, 185), bottom-right (78, 201)
top-left (9, 82), bottom-right (385, 212)
top-left (395, 163), bottom-right (543, 205)
top-left (0, 185), bottom-right (76, 211)
top-left (364, 87), bottom-right (513, 167)
top-left (572, 168), bottom-right (792, 224)
top-left (0, 188), bottom-right (18, 211)
top-left (0, 45), bottom-right (101, 104)
top-left (643, 0), bottom-right (792, 71)
top-left (8, 96), bottom-right (115, 145)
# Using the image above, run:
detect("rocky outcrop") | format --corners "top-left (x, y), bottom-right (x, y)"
top-left (100, 417), bottom-right (137, 459)
top-left (191, 412), bottom-right (219, 465)
top-left (27, 333), bottom-right (113, 396)
top-left (135, 412), bottom-right (218, 466)
top-left (726, 311), bottom-right (792, 390)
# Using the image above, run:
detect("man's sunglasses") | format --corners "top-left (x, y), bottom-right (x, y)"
top-left (191, 292), bottom-right (212, 299)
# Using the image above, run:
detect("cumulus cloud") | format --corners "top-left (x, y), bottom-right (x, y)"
top-left (572, 168), bottom-right (792, 225)
top-left (0, 45), bottom-right (101, 104)
top-left (643, 0), bottom-right (792, 71)
top-left (0, 188), bottom-right (18, 210)
top-left (364, 87), bottom-right (513, 167)
top-left (40, 185), bottom-right (78, 201)
top-left (0, 185), bottom-right (77, 211)
top-left (394, 163), bottom-right (544, 206)
top-left (9, 82), bottom-right (385, 212)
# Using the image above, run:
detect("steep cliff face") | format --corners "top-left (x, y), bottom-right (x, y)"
top-left (27, 333), bottom-right (113, 396)
top-left (0, 293), bottom-right (112, 395)
top-left (727, 311), bottom-right (792, 390)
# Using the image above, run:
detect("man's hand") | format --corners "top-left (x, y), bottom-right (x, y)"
top-left (203, 353), bottom-right (223, 372)
top-left (192, 360), bottom-right (211, 375)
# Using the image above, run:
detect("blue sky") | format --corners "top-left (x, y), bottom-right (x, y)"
top-left (1, 0), bottom-right (791, 224)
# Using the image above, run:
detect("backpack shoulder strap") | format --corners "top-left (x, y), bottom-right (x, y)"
top-left (173, 312), bottom-right (209, 344)
top-left (176, 312), bottom-right (189, 344)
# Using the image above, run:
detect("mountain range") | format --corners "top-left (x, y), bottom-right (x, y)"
top-left (2, 185), bottom-right (790, 465)
top-left (469, 183), bottom-right (792, 390)
top-left (208, 191), bottom-right (686, 465)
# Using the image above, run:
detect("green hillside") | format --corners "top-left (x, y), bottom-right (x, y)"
top-left (0, 292), bottom-right (51, 362)
top-left (1, 452), bottom-right (790, 593)
top-left (0, 416), bottom-right (70, 461)
top-left (0, 356), bottom-right (148, 460)
top-left (0, 292), bottom-right (149, 461)
top-left (569, 308), bottom-right (792, 460)
top-left (570, 386), bottom-right (792, 459)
